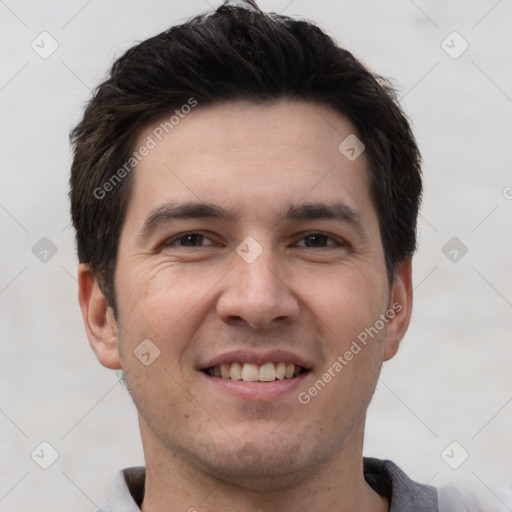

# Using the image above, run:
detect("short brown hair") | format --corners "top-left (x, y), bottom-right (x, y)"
top-left (70, 0), bottom-right (422, 314)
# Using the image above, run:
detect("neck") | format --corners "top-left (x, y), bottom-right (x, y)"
top-left (139, 420), bottom-right (388, 512)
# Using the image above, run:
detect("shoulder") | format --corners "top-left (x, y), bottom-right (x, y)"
top-left (364, 458), bottom-right (511, 512)
top-left (97, 466), bottom-right (146, 512)
top-left (438, 480), bottom-right (512, 512)
top-left (364, 457), bottom-right (438, 511)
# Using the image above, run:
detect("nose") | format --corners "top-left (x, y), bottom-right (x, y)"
top-left (216, 246), bottom-right (300, 330)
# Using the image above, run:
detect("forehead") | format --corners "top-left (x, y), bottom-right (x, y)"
top-left (125, 100), bottom-right (376, 229)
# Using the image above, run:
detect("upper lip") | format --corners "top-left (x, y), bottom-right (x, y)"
top-left (199, 349), bottom-right (314, 371)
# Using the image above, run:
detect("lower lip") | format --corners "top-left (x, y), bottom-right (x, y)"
top-left (200, 371), bottom-right (310, 400)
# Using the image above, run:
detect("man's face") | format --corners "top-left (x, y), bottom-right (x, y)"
top-left (91, 100), bottom-right (410, 486)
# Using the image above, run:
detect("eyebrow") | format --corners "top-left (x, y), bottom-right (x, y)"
top-left (136, 200), bottom-right (365, 243)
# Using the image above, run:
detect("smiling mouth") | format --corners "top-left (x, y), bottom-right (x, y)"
top-left (203, 362), bottom-right (310, 382)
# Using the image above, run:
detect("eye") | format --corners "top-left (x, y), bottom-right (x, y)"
top-left (162, 232), bottom-right (345, 249)
top-left (164, 232), bottom-right (216, 247)
top-left (295, 233), bottom-right (344, 248)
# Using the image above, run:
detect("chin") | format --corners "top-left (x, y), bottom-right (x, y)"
top-left (188, 434), bottom-right (334, 491)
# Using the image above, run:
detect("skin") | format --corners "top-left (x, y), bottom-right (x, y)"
top-left (78, 100), bottom-right (413, 512)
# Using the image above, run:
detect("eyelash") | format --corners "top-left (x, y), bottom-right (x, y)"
top-left (163, 232), bottom-right (346, 249)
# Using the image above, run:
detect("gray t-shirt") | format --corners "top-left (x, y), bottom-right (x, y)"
top-left (97, 457), bottom-right (440, 511)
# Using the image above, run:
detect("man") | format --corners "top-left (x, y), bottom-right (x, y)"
top-left (69, 1), bottom-right (458, 510)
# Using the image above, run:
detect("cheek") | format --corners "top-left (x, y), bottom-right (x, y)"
top-left (305, 267), bottom-right (389, 343)
top-left (318, 267), bottom-right (389, 404)
top-left (114, 262), bottom-right (223, 360)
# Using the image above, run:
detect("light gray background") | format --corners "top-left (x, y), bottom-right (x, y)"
top-left (1, 1), bottom-right (511, 510)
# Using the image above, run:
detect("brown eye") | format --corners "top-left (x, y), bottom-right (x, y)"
top-left (303, 234), bottom-right (330, 247)
top-left (297, 233), bottom-right (343, 248)
top-left (163, 232), bottom-right (215, 248)
top-left (178, 233), bottom-right (206, 246)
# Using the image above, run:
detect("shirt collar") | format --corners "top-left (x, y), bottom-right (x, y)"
top-left (103, 458), bottom-right (439, 512)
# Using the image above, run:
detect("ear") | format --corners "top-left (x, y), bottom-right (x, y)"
top-left (77, 263), bottom-right (122, 369)
top-left (383, 257), bottom-right (413, 361)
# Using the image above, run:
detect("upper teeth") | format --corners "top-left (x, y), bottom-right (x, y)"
top-left (207, 362), bottom-right (302, 382)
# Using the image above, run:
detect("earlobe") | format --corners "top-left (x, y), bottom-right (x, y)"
top-left (383, 258), bottom-right (413, 361)
top-left (77, 264), bottom-right (122, 369)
